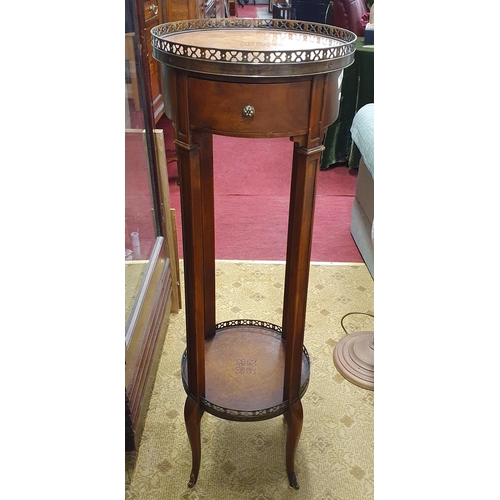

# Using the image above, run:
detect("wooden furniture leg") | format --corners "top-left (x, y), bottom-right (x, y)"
top-left (282, 141), bottom-right (323, 488)
top-left (284, 398), bottom-right (303, 489)
top-left (282, 142), bottom-right (322, 394)
top-left (184, 395), bottom-right (204, 487)
top-left (176, 123), bottom-right (216, 487)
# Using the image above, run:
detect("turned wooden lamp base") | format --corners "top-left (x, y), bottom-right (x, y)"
top-left (333, 331), bottom-right (374, 391)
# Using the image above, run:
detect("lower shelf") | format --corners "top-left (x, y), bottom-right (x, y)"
top-left (181, 319), bottom-right (310, 421)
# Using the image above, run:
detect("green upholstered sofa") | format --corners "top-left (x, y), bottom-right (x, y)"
top-left (350, 103), bottom-right (374, 277)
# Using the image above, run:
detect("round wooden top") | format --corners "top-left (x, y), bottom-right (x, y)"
top-left (151, 18), bottom-right (356, 77)
top-left (166, 28), bottom-right (344, 52)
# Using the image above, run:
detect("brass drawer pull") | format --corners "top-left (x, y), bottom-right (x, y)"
top-left (242, 105), bottom-right (255, 118)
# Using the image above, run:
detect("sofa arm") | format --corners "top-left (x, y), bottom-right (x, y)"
top-left (350, 103), bottom-right (374, 178)
top-left (350, 103), bottom-right (374, 278)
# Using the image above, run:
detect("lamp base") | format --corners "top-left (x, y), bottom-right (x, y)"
top-left (333, 331), bottom-right (374, 391)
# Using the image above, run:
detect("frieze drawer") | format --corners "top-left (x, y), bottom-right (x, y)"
top-left (187, 77), bottom-right (311, 138)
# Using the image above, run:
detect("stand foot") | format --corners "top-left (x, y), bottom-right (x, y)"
top-left (187, 473), bottom-right (197, 488)
top-left (184, 396), bottom-right (204, 488)
top-left (288, 471), bottom-right (300, 489)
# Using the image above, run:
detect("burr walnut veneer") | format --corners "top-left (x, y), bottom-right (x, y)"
top-left (152, 18), bottom-right (356, 489)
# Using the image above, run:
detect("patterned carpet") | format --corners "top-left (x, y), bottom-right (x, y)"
top-left (255, 7), bottom-right (272, 19)
top-left (126, 260), bottom-right (374, 499)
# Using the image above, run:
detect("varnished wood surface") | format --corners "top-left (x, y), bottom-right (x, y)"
top-left (142, 0), bottom-right (165, 121)
top-left (181, 324), bottom-right (310, 420)
top-left (152, 20), bottom-right (356, 77)
top-left (188, 77), bottom-right (311, 137)
top-left (153, 24), bottom-right (355, 483)
top-left (164, 0), bottom-right (225, 23)
top-left (170, 72), bottom-right (337, 486)
top-left (154, 129), bottom-right (182, 313)
top-left (165, 28), bottom-right (345, 51)
top-left (125, 237), bottom-right (172, 450)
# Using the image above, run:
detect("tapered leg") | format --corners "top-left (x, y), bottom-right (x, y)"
top-left (284, 399), bottom-right (303, 489)
top-left (281, 143), bottom-right (321, 489)
top-left (184, 395), bottom-right (204, 487)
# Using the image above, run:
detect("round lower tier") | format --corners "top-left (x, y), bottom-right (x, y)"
top-left (181, 319), bottom-right (310, 422)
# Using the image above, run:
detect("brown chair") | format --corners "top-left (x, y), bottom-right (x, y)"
top-left (325, 0), bottom-right (369, 37)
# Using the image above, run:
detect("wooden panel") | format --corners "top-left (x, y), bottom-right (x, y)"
top-left (154, 129), bottom-right (182, 313)
top-left (165, 0), bottom-right (225, 23)
top-left (145, 30), bottom-right (161, 97)
top-left (188, 77), bottom-right (311, 137)
top-left (144, 0), bottom-right (165, 122)
top-left (125, 125), bottom-right (180, 451)
top-left (125, 237), bottom-right (172, 449)
top-left (167, 2), bottom-right (191, 21)
top-left (321, 70), bottom-right (343, 129)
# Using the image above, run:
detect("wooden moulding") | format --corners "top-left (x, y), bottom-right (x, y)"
top-left (125, 128), bottom-right (182, 450)
top-left (154, 128), bottom-right (182, 313)
top-left (125, 237), bottom-right (172, 449)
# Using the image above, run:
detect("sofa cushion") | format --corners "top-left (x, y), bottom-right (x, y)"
top-left (350, 103), bottom-right (374, 177)
top-left (356, 157), bottom-right (373, 224)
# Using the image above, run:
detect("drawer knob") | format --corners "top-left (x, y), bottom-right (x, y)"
top-left (242, 105), bottom-right (255, 118)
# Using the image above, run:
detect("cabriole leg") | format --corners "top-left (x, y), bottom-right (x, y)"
top-left (184, 395), bottom-right (204, 487)
top-left (284, 398), bottom-right (303, 489)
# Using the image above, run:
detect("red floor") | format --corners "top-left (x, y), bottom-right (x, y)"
top-left (158, 116), bottom-right (362, 263)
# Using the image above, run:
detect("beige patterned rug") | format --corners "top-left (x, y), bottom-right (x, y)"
top-left (126, 260), bottom-right (374, 500)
